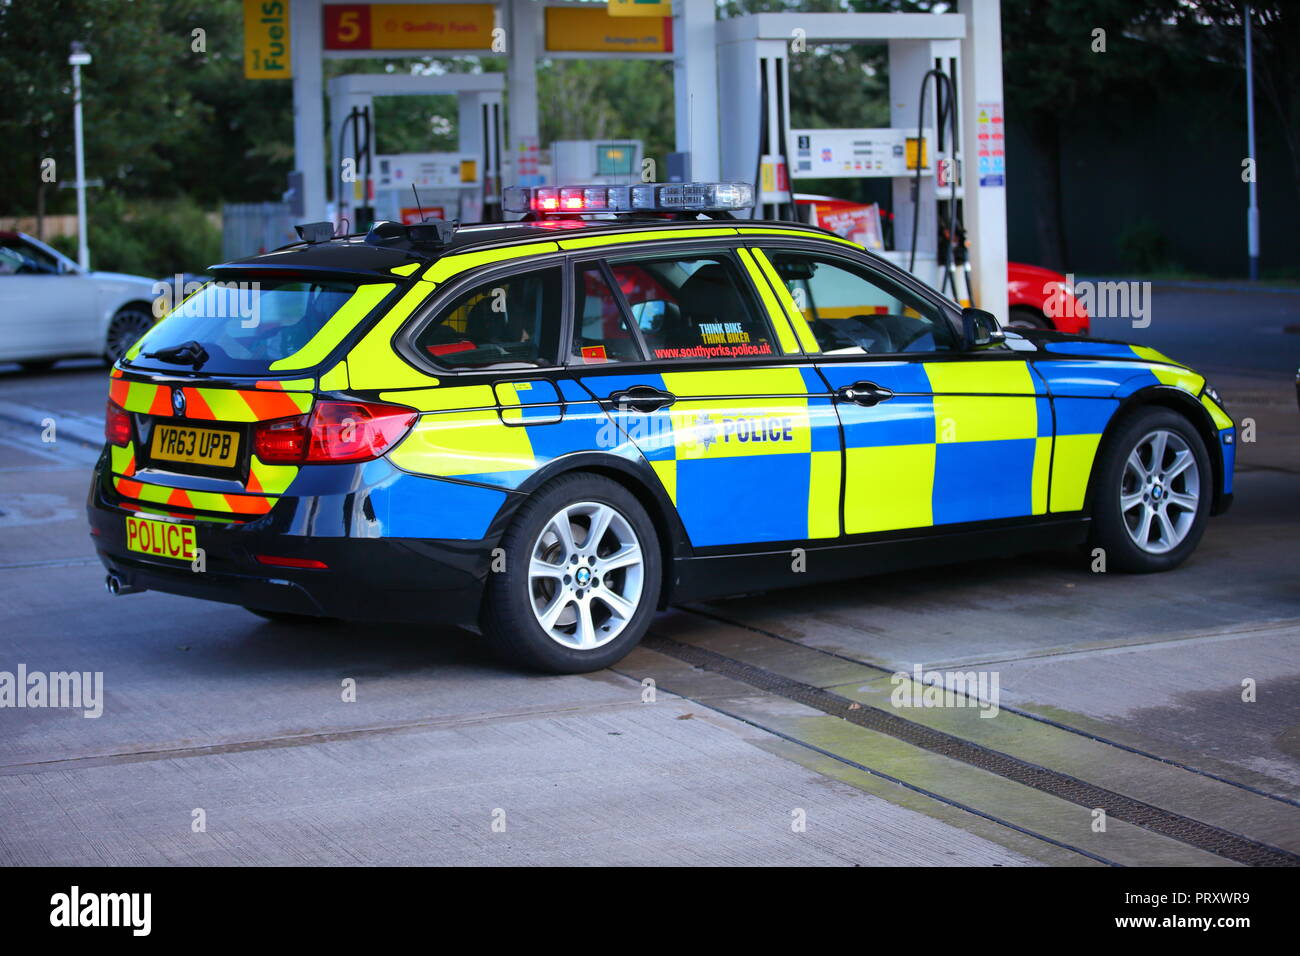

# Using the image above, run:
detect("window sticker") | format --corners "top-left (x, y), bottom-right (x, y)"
top-left (651, 342), bottom-right (774, 360)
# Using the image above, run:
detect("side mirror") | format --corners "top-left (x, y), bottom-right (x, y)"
top-left (961, 308), bottom-right (1005, 350)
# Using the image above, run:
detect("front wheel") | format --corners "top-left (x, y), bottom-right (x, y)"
top-left (1089, 407), bottom-right (1212, 573)
top-left (481, 473), bottom-right (661, 673)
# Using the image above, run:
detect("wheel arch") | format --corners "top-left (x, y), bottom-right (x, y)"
top-left (514, 451), bottom-right (692, 607)
top-left (112, 298), bottom-right (157, 323)
top-left (1085, 384), bottom-right (1226, 516)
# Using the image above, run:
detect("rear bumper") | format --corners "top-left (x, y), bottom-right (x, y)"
top-left (87, 460), bottom-right (505, 628)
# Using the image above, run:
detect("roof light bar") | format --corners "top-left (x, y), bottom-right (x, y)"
top-left (502, 182), bottom-right (754, 216)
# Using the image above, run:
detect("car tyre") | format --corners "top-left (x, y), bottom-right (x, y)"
top-left (481, 473), bottom-right (661, 673)
top-left (1089, 406), bottom-right (1212, 573)
top-left (104, 306), bottom-right (155, 364)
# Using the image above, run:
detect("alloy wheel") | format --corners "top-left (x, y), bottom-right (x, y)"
top-left (1119, 428), bottom-right (1200, 554)
top-left (527, 500), bottom-right (645, 650)
top-left (106, 310), bottom-right (154, 362)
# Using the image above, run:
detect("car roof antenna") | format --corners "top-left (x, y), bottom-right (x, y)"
top-left (412, 184), bottom-right (426, 222)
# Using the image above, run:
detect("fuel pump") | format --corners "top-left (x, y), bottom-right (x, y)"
top-left (327, 74), bottom-right (505, 230)
top-left (717, 15), bottom-right (997, 307)
top-left (909, 68), bottom-right (975, 307)
top-left (338, 105), bottom-right (375, 231)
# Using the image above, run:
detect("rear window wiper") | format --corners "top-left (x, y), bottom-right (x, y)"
top-left (144, 340), bottom-right (209, 369)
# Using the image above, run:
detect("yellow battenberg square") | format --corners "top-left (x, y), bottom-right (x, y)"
top-left (808, 449), bottom-right (842, 538)
top-left (927, 361), bottom-right (1039, 443)
top-left (845, 444), bottom-right (936, 534)
top-left (1050, 433), bottom-right (1102, 512)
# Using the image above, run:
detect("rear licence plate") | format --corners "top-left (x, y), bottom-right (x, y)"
top-left (125, 516), bottom-right (196, 561)
top-left (151, 423), bottom-right (239, 468)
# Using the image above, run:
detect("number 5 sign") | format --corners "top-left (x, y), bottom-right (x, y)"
top-left (324, 4), bottom-right (495, 51)
top-left (325, 4), bottom-right (371, 49)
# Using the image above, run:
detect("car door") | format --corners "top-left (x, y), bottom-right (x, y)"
top-left (569, 245), bottom-right (842, 548)
top-left (751, 245), bottom-right (1052, 535)
top-left (0, 235), bottom-right (99, 360)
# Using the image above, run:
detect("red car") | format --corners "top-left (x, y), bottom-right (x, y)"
top-left (795, 195), bottom-right (1089, 335)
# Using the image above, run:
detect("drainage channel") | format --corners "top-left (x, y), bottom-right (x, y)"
top-left (642, 633), bottom-right (1300, 868)
top-left (683, 606), bottom-right (1300, 811)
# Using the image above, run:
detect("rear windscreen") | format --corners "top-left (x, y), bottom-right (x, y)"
top-left (126, 276), bottom-right (395, 376)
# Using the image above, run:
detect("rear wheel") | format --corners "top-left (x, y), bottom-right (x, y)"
top-left (481, 473), bottom-right (661, 673)
top-left (1090, 407), bottom-right (1212, 572)
top-left (104, 307), bottom-right (154, 364)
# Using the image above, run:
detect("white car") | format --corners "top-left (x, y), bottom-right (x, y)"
top-left (0, 231), bottom-right (158, 370)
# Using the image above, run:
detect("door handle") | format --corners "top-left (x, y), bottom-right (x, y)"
top-left (608, 385), bottom-right (676, 413)
top-left (836, 381), bottom-right (894, 407)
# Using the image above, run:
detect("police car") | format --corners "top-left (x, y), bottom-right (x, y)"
top-left (88, 183), bottom-right (1235, 673)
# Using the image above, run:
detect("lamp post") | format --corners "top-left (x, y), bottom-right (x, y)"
top-left (1244, 5), bottom-right (1259, 281)
top-left (68, 41), bottom-right (92, 272)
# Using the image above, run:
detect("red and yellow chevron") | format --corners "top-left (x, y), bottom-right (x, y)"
top-left (108, 378), bottom-right (314, 423)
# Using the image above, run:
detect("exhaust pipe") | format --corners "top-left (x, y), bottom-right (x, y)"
top-left (105, 573), bottom-right (144, 596)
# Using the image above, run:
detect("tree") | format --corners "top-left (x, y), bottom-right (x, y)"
top-left (0, 0), bottom-right (295, 217)
top-left (1000, 0), bottom-right (1194, 271)
top-left (1184, 2), bottom-right (1300, 218)
top-left (0, 0), bottom-right (201, 223)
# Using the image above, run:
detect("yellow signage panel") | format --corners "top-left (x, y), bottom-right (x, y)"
top-left (608, 0), bottom-right (673, 17)
top-left (545, 8), bottom-right (673, 54)
top-left (324, 3), bottom-right (495, 51)
top-left (243, 0), bottom-right (292, 79)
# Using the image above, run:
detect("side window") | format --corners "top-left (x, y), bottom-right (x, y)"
top-left (571, 263), bottom-right (644, 365)
top-left (0, 246), bottom-right (23, 275)
top-left (765, 251), bottom-right (957, 355)
top-left (0, 238), bottom-right (60, 275)
top-left (413, 266), bottom-right (563, 370)
top-left (608, 255), bottom-right (775, 361)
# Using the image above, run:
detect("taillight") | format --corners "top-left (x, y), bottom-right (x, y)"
top-left (105, 400), bottom-right (131, 446)
top-left (253, 415), bottom-right (310, 463)
top-left (253, 401), bottom-right (417, 464)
